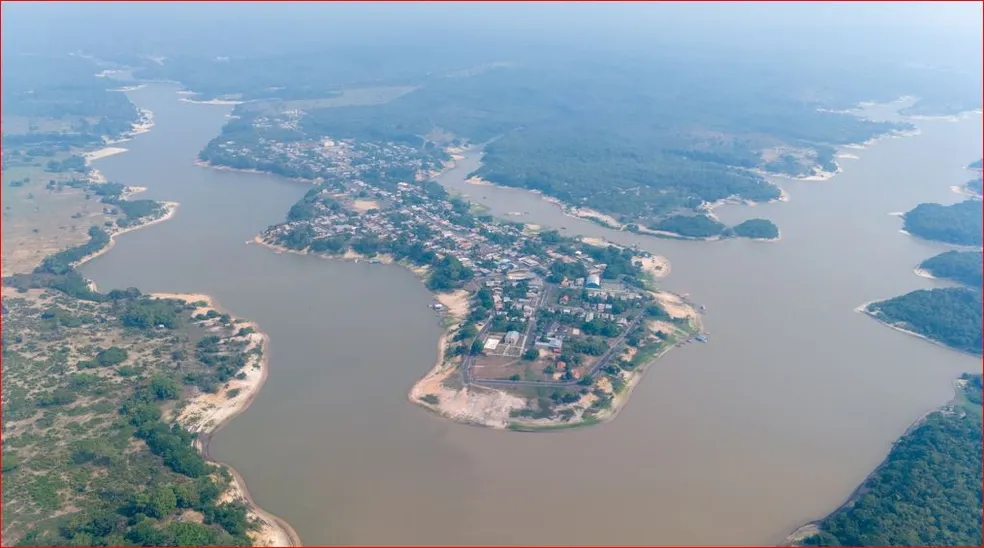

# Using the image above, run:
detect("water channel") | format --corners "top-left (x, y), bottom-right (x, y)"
top-left (81, 85), bottom-right (982, 545)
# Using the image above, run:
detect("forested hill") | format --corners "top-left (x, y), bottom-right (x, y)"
top-left (801, 375), bottom-right (982, 546)
top-left (866, 287), bottom-right (982, 355)
top-left (918, 250), bottom-right (983, 287)
top-left (902, 200), bottom-right (983, 247)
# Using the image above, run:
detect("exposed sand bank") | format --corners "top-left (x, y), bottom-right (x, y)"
top-left (654, 290), bottom-right (698, 320)
top-left (155, 293), bottom-right (300, 547)
top-left (436, 289), bottom-right (470, 318)
top-left (84, 147), bottom-right (128, 164)
top-left (180, 97), bottom-right (245, 105)
top-left (913, 267), bottom-right (936, 280)
top-left (950, 184), bottom-right (983, 199)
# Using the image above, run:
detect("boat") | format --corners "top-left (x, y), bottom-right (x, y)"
top-left (695, 334), bottom-right (708, 343)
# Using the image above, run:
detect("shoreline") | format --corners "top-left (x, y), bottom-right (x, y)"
top-left (912, 267), bottom-right (936, 280)
top-left (781, 380), bottom-right (964, 546)
top-left (406, 288), bottom-right (700, 431)
top-left (75, 201), bottom-right (180, 277)
top-left (854, 300), bottom-right (978, 357)
top-left (152, 293), bottom-right (301, 547)
top-left (251, 229), bottom-right (698, 431)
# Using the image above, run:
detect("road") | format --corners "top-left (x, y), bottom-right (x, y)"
top-left (464, 312), bottom-right (644, 389)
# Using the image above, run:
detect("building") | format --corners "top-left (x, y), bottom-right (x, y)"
top-left (504, 331), bottom-right (521, 345)
top-left (586, 273), bottom-right (602, 288)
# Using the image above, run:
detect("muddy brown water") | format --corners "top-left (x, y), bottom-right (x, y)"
top-left (81, 86), bottom-right (982, 545)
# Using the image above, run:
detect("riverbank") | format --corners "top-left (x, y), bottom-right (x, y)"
top-left (252, 227), bottom-right (697, 431)
top-left (854, 299), bottom-right (976, 356)
top-left (580, 236), bottom-right (672, 278)
top-left (74, 201), bottom-right (180, 275)
top-left (781, 379), bottom-right (967, 546)
top-left (153, 292), bottom-right (301, 547)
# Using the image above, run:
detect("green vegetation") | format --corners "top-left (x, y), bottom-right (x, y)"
top-left (867, 288), bottom-right (982, 355)
top-left (192, 45), bottom-right (916, 226)
top-left (2, 288), bottom-right (261, 545)
top-left (426, 256), bottom-right (474, 291)
top-left (902, 200), bottom-right (982, 247)
top-left (918, 250), bottom-right (982, 287)
top-left (731, 218), bottom-right (780, 240)
top-left (651, 214), bottom-right (726, 239)
top-left (802, 375), bottom-right (982, 546)
top-left (37, 226), bottom-right (111, 276)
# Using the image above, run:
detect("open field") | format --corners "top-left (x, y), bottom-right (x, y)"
top-left (2, 161), bottom-right (116, 276)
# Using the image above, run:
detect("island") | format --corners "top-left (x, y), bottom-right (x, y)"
top-left (730, 218), bottom-right (781, 240)
top-left (789, 374), bottom-right (982, 546)
top-left (916, 250), bottom-right (983, 287)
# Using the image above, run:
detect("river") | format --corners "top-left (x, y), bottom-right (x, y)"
top-left (81, 85), bottom-right (982, 545)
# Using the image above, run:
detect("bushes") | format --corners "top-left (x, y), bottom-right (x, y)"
top-left (37, 226), bottom-right (111, 276)
top-left (96, 346), bottom-right (128, 366)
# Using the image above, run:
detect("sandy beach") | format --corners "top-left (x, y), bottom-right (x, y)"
top-left (153, 293), bottom-right (300, 547)
top-left (950, 184), bottom-right (983, 199)
top-left (84, 147), bottom-right (129, 164)
top-left (180, 97), bottom-right (245, 105)
top-left (912, 267), bottom-right (936, 280)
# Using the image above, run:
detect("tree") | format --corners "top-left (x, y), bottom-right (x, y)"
top-left (470, 339), bottom-right (484, 355)
top-left (149, 376), bottom-right (181, 400)
top-left (522, 348), bottom-right (539, 361)
top-left (95, 346), bottom-right (128, 366)
top-left (149, 486), bottom-right (177, 519)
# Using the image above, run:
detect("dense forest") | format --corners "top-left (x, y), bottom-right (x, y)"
top-left (196, 46), bottom-right (912, 225)
top-left (802, 375), bottom-right (982, 546)
top-left (866, 287), bottom-right (982, 355)
top-left (649, 214), bottom-right (726, 238)
top-left (902, 200), bottom-right (982, 247)
top-left (918, 250), bottom-right (982, 288)
top-left (731, 218), bottom-right (780, 240)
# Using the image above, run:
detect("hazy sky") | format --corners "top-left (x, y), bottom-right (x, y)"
top-left (3, 1), bottom-right (980, 63)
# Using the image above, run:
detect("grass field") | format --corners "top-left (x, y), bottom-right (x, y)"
top-left (2, 158), bottom-right (118, 276)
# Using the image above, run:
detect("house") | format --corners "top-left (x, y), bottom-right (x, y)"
top-left (504, 330), bottom-right (521, 345)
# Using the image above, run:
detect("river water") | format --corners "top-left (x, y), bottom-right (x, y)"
top-left (81, 85), bottom-right (982, 545)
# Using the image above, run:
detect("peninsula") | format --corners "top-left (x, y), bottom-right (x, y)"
top-left (249, 149), bottom-right (701, 429)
